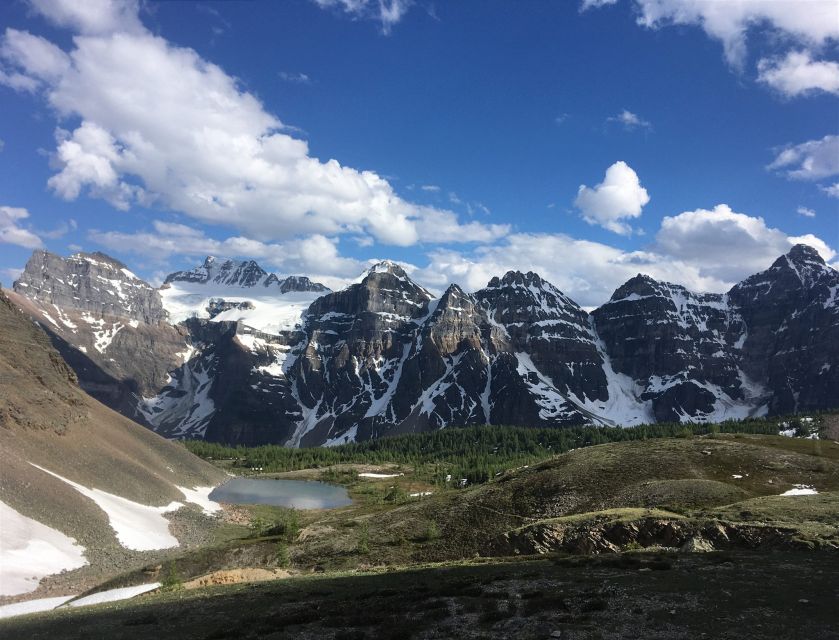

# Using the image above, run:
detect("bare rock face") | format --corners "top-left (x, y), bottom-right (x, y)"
top-left (727, 244), bottom-right (839, 414)
top-left (476, 271), bottom-right (608, 407)
top-left (592, 275), bottom-right (748, 422)
top-left (206, 299), bottom-right (255, 319)
top-left (14, 250), bottom-right (167, 324)
top-left (9, 251), bottom-right (189, 424)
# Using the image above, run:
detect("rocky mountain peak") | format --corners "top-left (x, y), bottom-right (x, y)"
top-left (278, 275), bottom-right (330, 294)
top-left (607, 273), bottom-right (662, 302)
top-left (164, 257), bottom-right (328, 293)
top-left (13, 249), bottom-right (167, 324)
top-left (366, 260), bottom-right (408, 277)
top-left (72, 251), bottom-right (129, 270)
top-left (731, 244), bottom-right (836, 302)
top-left (786, 243), bottom-right (825, 266)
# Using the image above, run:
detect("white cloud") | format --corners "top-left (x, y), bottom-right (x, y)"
top-left (768, 135), bottom-right (839, 181)
top-left (580, 0), bottom-right (618, 11)
top-left (607, 109), bottom-right (652, 130)
top-left (412, 204), bottom-right (835, 307)
top-left (797, 206), bottom-right (816, 218)
top-left (28, 0), bottom-right (144, 35)
top-left (278, 71), bottom-right (311, 84)
top-left (822, 182), bottom-right (839, 198)
top-left (0, 7), bottom-right (506, 250)
top-left (420, 184), bottom-right (441, 192)
top-left (0, 206), bottom-right (43, 249)
top-left (630, 0), bottom-right (839, 68)
top-left (414, 233), bottom-right (727, 308)
top-left (758, 50), bottom-right (839, 97)
top-left (313, 0), bottom-right (413, 34)
top-left (655, 203), bottom-right (835, 282)
top-left (0, 28), bottom-right (70, 91)
top-left (1, 267), bottom-right (24, 284)
top-left (574, 161), bottom-right (650, 235)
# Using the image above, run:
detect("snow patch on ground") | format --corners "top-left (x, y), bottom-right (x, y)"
top-left (780, 485), bottom-right (818, 496)
top-left (176, 486), bottom-right (222, 516)
top-left (0, 500), bottom-right (88, 596)
top-left (66, 583), bottom-right (161, 608)
top-left (28, 464), bottom-right (182, 551)
top-left (0, 596), bottom-right (76, 619)
top-left (358, 472), bottom-right (403, 478)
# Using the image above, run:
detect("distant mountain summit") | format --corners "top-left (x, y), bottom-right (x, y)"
top-left (7, 244), bottom-right (837, 446)
top-left (164, 256), bottom-right (329, 292)
top-left (14, 249), bottom-right (167, 324)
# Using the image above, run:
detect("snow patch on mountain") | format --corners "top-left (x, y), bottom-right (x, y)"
top-left (161, 282), bottom-right (323, 334)
top-left (0, 499), bottom-right (88, 596)
top-left (28, 464), bottom-right (182, 551)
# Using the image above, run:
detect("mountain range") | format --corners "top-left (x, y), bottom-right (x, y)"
top-left (5, 244), bottom-right (837, 446)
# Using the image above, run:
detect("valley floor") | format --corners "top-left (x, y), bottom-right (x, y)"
top-left (3, 551), bottom-right (839, 639)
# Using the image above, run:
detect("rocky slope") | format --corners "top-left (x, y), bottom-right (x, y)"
top-left (7, 245), bottom-right (838, 445)
top-left (0, 288), bottom-right (226, 602)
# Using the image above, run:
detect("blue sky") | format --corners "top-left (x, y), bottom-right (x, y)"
top-left (0, 0), bottom-right (837, 306)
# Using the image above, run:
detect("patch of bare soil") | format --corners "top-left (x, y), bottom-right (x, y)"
top-left (183, 568), bottom-right (292, 590)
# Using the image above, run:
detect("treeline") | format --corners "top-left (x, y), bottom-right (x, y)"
top-left (183, 417), bottom-right (792, 486)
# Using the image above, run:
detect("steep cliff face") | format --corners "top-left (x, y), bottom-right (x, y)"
top-left (7, 245), bottom-right (837, 445)
top-left (726, 244), bottom-right (839, 414)
top-left (9, 252), bottom-right (189, 421)
top-left (591, 275), bottom-right (754, 422)
top-left (14, 250), bottom-right (167, 324)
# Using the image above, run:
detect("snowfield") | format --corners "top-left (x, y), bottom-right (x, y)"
top-left (29, 464), bottom-right (182, 551)
top-left (160, 282), bottom-right (324, 334)
top-left (0, 500), bottom-right (88, 596)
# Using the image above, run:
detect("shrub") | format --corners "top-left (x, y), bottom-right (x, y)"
top-left (160, 562), bottom-right (183, 592)
top-left (275, 541), bottom-right (290, 567)
top-left (357, 520), bottom-right (370, 554)
top-left (423, 521), bottom-right (440, 542)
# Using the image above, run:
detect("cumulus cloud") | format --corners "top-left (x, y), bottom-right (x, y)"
top-left (313, 0), bottom-right (413, 34)
top-left (29, 0), bottom-right (144, 35)
top-left (797, 206), bottom-right (816, 218)
top-left (0, 4), bottom-right (506, 249)
top-left (758, 50), bottom-right (839, 97)
top-left (413, 234), bottom-right (728, 308)
top-left (574, 161), bottom-right (650, 235)
top-left (0, 28), bottom-right (70, 91)
top-left (768, 135), bottom-right (839, 181)
top-left (410, 204), bottom-right (835, 307)
top-left (0, 206), bottom-right (43, 249)
top-left (629, 0), bottom-right (839, 68)
top-left (655, 203), bottom-right (835, 282)
top-left (607, 109), bottom-right (652, 130)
